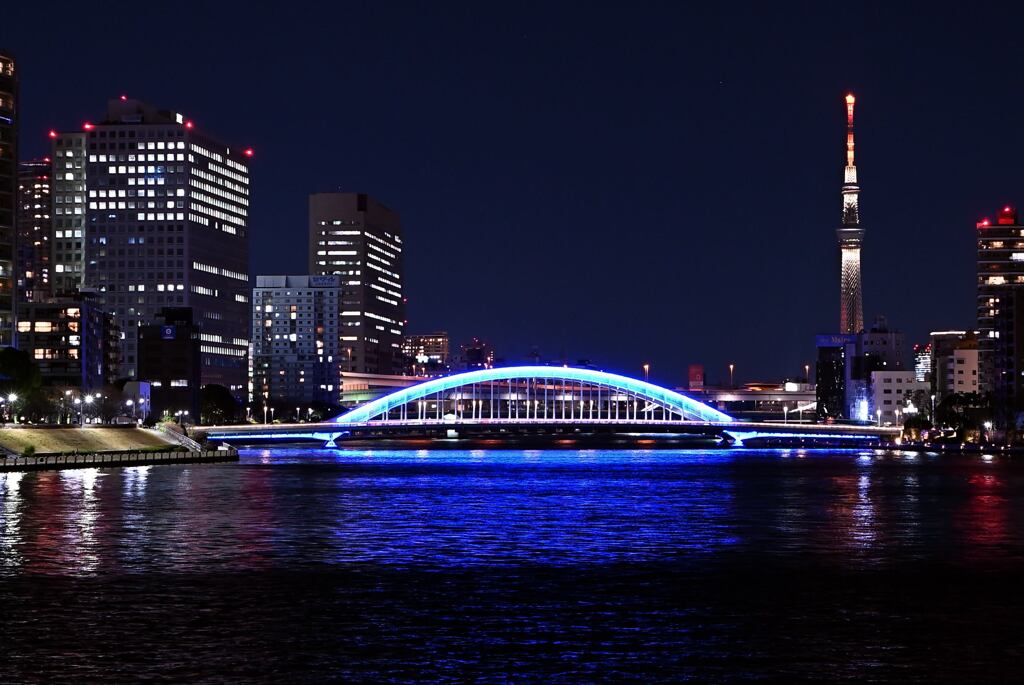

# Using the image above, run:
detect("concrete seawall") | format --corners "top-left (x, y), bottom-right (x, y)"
top-left (0, 448), bottom-right (239, 472)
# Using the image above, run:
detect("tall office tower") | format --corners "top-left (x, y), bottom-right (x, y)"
top-left (50, 132), bottom-right (88, 295)
top-left (912, 342), bottom-right (932, 383)
top-left (977, 206), bottom-right (1024, 424)
top-left (0, 51), bottom-right (17, 345)
top-left (837, 93), bottom-right (865, 335)
top-left (16, 159), bottom-right (51, 303)
top-left (55, 98), bottom-right (251, 393)
top-left (251, 275), bottom-right (344, 406)
top-left (309, 193), bottom-right (404, 375)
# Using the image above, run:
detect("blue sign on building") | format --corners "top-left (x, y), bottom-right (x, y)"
top-left (161, 325), bottom-right (176, 340)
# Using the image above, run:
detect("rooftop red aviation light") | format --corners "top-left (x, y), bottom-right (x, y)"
top-left (243, 148), bottom-right (254, 157)
top-left (83, 122), bottom-right (94, 131)
top-left (48, 130), bottom-right (57, 139)
top-left (978, 218), bottom-right (991, 228)
top-left (120, 94), bottom-right (128, 101)
top-left (185, 120), bottom-right (194, 129)
top-left (998, 205), bottom-right (1017, 225)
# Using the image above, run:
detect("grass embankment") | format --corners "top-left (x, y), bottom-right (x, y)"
top-left (0, 427), bottom-right (179, 456)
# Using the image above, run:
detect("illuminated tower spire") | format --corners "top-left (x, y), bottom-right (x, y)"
top-left (837, 93), bottom-right (864, 334)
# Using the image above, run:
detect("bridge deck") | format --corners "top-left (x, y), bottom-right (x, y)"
top-left (203, 418), bottom-right (900, 442)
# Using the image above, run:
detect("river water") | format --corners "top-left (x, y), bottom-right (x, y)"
top-left (1, 447), bottom-right (1023, 682)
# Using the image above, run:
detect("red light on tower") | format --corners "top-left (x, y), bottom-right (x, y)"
top-left (120, 94), bottom-right (128, 101)
top-left (184, 120), bottom-right (194, 129)
top-left (978, 218), bottom-right (991, 228)
top-left (83, 122), bottom-right (94, 131)
top-left (998, 205), bottom-right (1017, 225)
top-left (48, 130), bottom-right (57, 139)
top-left (243, 148), bottom-right (254, 157)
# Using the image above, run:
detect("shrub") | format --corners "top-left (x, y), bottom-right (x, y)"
top-left (21, 444), bottom-right (35, 458)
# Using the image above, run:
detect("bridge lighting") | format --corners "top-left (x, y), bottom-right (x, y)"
top-left (334, 367), bottom-right (735, 425)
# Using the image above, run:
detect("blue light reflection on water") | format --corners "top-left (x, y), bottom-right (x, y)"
top-left (2, 447), bottom-right (1024, 681)
top-left (0, 446), bottom-right (1020, 576)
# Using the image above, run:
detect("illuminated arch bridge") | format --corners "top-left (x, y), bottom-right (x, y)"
top-left (333, 366), bottom-right (734, 425)
top-left (205, 367), bottom-right (900, 446)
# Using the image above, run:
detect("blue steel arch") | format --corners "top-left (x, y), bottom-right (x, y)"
top-left (334, 366), bottom-right (733, 424)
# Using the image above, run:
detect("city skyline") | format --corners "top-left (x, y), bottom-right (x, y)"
top-left (6, 4), bottom-right (1024, 385)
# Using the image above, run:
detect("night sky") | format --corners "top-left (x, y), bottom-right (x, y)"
top-left (5, 3), bottom-right (1023, 386)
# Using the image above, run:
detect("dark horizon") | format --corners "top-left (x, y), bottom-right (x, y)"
top-left (6, 2), bottom-right (1022, 386)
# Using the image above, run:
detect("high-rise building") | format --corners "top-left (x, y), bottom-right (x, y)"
top-left (16, 297), bottom-right (118, 390)
top-left (913, 342), bottom-right (932, 383)
top-left (16, 159), bottom-right (52, 304)
top-left (0, 50), bottom-right (17, 345)
top-left (816, 333), bottom-right (855, 421)
top-left (402, 331), bottom-right (449, 375)
top-left (251, 275), bottom-right (344, 406)
top-left (137, 307), bottom-right (201, 420)
top-left (52, 98), bottom-right (252, 393)
top-left (977, 206), bottom-right (1024, 425)
top-left (308, 192), bottom-right (404, 375)
top-left (837, 93), bottom-right (864, 335)
top-left (815, 317), bottom-right (905, 422)
top-left (930, 330), bottom-right (978, 399)
top-left (49, 131), bottom-right (87, 295)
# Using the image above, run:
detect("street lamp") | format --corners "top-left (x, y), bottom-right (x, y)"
top-left (784, 406), bottom-right (789, 424)
top-left (263, 405), bottom-right (268, 424)
top-left (728, 363), bottom-right (735, 388)
top-left (270, 407), bottom-right (275, 423)
top-left (876, 408), bottom-right (881, 427)
top-left (931, 393), bottom-right (936, 427)
top-left (307, 407), bottom-right (313, 422)
top-left (804, 364), bottom-right (810, 384)
top-left (126, 399), bottom-right (135, 420)
top-left (642, 363), bottom-right (650, 382)
top-left (83, 394), bottom-right (94, 426)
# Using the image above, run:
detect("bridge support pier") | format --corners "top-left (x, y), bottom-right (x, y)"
top-left (721, 431), bottom-right (741, 447)
top-left (322, 432), bottom-right (345, 448)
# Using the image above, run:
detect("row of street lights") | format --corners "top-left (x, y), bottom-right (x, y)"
top-left (249, 406), bottom-right (317, 424)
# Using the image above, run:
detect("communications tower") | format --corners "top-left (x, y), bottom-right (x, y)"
top-left (837, 93), bottom-right (864, 334)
